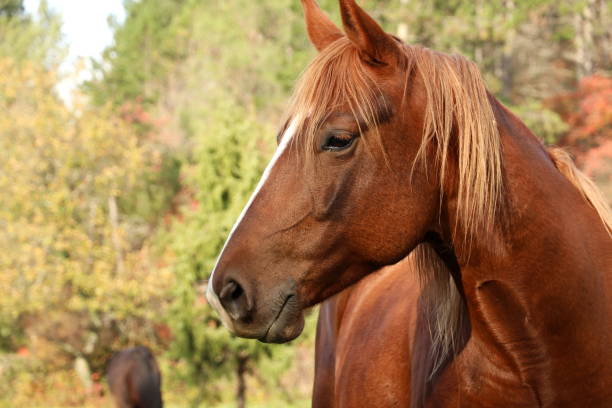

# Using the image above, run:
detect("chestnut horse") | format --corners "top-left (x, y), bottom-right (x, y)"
top-left (107, 346), bottom-right (163, 408)
top-left (207, 0), bottom-right (612, 406)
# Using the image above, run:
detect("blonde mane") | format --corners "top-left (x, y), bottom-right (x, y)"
top-left (548, 147), bottom-right (612, 236)
top-left (286, 36), bottom-right (612, 392)
top-left (413, 49), bottom-right (503, 244)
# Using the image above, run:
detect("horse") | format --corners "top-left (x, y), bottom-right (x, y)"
top-left (106, 346), bottom-right (163, 408)
top-left (207, 0), bottom-right (612, 406)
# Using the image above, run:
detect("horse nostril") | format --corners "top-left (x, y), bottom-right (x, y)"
top-left (220, 280), bottom-right (239, 300)
top-left (230, 282), bottom-right (243, 300)
top-left (219, 279), bottom-right (251, 321)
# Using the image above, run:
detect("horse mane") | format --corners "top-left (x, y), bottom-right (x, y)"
top-left (412, 244), bottom-right (465, 376)
top-left (548, 147), bottom-right (612, 235)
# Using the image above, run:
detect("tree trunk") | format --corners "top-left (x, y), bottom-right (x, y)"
top-left (397, 0), bottom-right (409, 41)
top-left (574, 0), bottom-right (596, 79)
top-left (501, 0), bottom-right (516, 102)
top-left (594, 0), bottom-right (611, 72)
top-left (108, 195), bottom-right (124, 275)
top-left (74, 356), bottom-right (92, 391)
top-left (236, 355), bottom-right (248, 408)
top-left (473, 0), bottom-right (484, 66)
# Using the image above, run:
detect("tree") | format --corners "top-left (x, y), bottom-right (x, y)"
top-left (161, 100), bottom-right (280, 406)
top-left (0, 0), bottom-right (24, 17)
top-left (0, 0), bottom-right (63, 65)
top-left (0, 53), bottom-right (172, 364)
top-left (0, 7), bottom-right (176, 400)
top-left (86, 0), bottom-right (192, 108)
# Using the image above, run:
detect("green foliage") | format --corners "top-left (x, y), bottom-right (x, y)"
top-left (0, 0), bottom-right (23, 17)
top-left (162, 100), bottom-right (279, 403)
top-left (0, 55), bottom-right (171, 363)
top-left (0, 2), bottom-right (175, 399)
top-left (86, 0), bottom-right (192, 107)
top-left (0, 0), bottom-right (64, 65)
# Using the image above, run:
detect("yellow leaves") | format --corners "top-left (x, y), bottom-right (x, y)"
top-left (0, 56), bottom-right (169, 335)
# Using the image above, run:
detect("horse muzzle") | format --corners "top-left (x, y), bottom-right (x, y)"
top-left (206, 275), bottom-right (305, 343)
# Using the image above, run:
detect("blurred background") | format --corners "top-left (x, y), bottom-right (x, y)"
top-left (0, 0), bottom-right (610, 407)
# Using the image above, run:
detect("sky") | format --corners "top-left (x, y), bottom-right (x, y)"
top-left (24, 0), bottom-right (126, 103)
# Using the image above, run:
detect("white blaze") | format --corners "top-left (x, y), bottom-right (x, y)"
top-left (206, 117), bottom-right (300, 329)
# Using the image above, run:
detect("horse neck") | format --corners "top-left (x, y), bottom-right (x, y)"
top-left (440, 96), bottom-right (612, 404)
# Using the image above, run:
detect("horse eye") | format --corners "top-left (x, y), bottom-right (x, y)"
top-left (322, 132), bottom-right (356, 152)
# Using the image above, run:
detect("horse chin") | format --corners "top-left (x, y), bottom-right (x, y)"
top-left (258, 296), bottom-right (305, 344)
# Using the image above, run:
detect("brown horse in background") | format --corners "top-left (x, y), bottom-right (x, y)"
top-left (107, 346), bottom-right (163, 408)
top-left (207, 0), bottom-right (612, 406)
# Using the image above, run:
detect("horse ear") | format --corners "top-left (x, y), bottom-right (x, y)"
top-left (339, 0), bottom-right (401, 65)
top-left (301, 0), bottom-right (343, 51)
